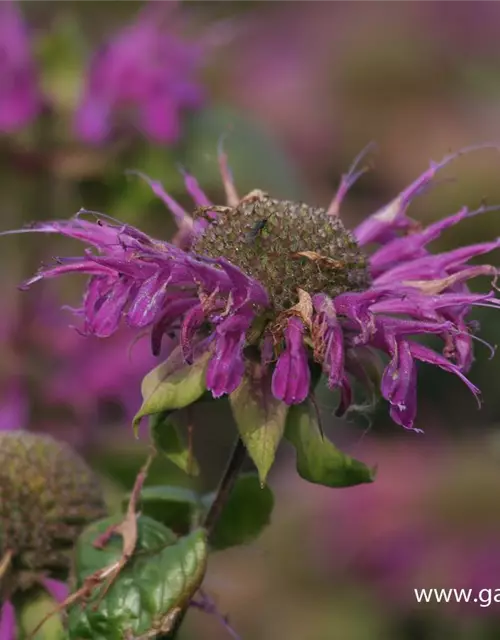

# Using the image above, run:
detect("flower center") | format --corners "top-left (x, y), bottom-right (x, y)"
top-left (193, 195), bottom-right (371, 312)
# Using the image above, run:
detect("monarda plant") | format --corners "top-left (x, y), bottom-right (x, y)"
top-left (3, 144), bottom-right (500, 638)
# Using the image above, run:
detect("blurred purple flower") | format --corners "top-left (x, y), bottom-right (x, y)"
top-left (0, 381), bottom-right (28, 431)
top-left (32, 297), bottom-right (159, 425)
top-left (316, 438), bottom-right (500, 614)
top-left (0, 292), bottom-right (159, 447)
top-left (75, 1), bottom-right (205, 144)
top-left (44, 326), bottom-right (157, 424)
top-left (7, 144), bottom-right (500, 431)
top-left (224, 3), bottom-right (342, 172)
top-left (0, 1), bottom-right (42, 132)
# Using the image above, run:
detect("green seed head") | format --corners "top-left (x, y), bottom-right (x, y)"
top-left (193, 195), bottom-right (371, 313)
top-left (0, 431), bottom-right (107, 596)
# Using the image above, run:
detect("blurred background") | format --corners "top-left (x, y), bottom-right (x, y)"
top-left (2, 1), bottom-right (500, 638)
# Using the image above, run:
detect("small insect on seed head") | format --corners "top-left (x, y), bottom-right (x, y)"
top-left (244, 218), bottom-right (269, 245)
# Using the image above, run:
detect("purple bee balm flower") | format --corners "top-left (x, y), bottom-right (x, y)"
top-left (6, 144), bottom-right (500, 432)
top-left (75, 1), bottom-right (205, 144)
top-left (0, 1), bottom-right (42, 132)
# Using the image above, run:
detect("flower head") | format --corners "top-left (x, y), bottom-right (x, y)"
top-left (75, 2), bottom-right (205, 144)
top-left (0, 430), bottom-right (106, 639)
top-left (0, 1), bottom-right (42, 132)
top-left (8, 145), bottom-right (500, 432)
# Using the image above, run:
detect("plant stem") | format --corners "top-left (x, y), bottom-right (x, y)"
top-left (203, 436), bottom-right (247, 537)
top-left (160, 437), bottom-right (247, 639)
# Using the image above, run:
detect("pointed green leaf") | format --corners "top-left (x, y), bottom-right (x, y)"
top-left (285, 403), bottom-right (375, 487)
top-left (122, 485), bottom-right (202, 535)
top-left (68, 516), bottom-right (207, 640)
top-left (229, 364), bottom-right (288, 484)
top-left (202, 473), bottom-right (274, 550)
top-left (151, 411), bottom-right (199, 476)
top-left (133, 347), bottom-right (210, 434)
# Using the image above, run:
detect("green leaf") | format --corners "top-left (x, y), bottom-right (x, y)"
top-left (203, 473), bottom-right (274, 550)
top-left (229, 364), bottom-right (288, 484)
top-left (285, 403), bottom-right (375, 487)
top-left (68, 516), bottom-right (207, 640)
top-left (122, 485), bottom-right (202, 535)
top-left (133, 347), bottom-right (210, 434)
top-left (151, 411), bottom-right (199, 476)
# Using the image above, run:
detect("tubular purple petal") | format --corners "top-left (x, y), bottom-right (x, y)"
top-left (409, 342), bottom-right (481, 404)
top-left (0, 600), bottom-right (15, 640)
top-left (89, 277), bottom-right (135, 338)
top-left (206, 315), bottom-right (251, 397)
top-left (375, 317), bottom-right (454, 338)
top-left (333, 290), bottom-right (387, 344)
top-left (375, 240), bottom-right (500, 285)
top-left (180, 168), bottom-right (213, 208)
top-left (381, 338), bottom-right (415, 412)
top-left (180, 305), bottom-right (207, 364)
top-left (369, 206), bottom-right (468, 275)
top-left (127, 272), bottom-right (169, 328)
top-left (20, 261), bottom-right (116, 289)
top-left (42, 578), bottom-right (69, 602)
top-left (128, 171), bottom-right (194, 229)
top-left (271, 317), bottom-right (310, 404)
top-left (186, 257), bottom-right (232, 292)
top-left (327, 142), bottom-right (376, 217)
top-left (370, 203), bottom-right (500, 276)
top-left (150, 297), bottom-right (199, 356)
top-left (389, 367), bottom-right (418, 430)
top-left (446, 312), bottom-right (474, 372)
top-left (370, 291), bottom-right (496, 317)
top-left (314, 296), bottom-right (344, 388)
top-left (354, 144), bottom-right (500, 246)
top-left (209, 257), bottom-right (270, 310)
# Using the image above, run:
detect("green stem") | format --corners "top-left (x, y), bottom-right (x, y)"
top-left (203, 436), bottom-right (247, 537)
top-left (159, 437), bottom-right (247, 640)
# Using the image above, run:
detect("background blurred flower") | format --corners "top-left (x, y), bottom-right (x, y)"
top-left (0, 1), bottom-right (42, 133)
top-left (0, 290), bottom-right (159, 448)
top-left (316, 437), bottom-right (500, 614)
top-left (75, 1), bottom-right (205, 144)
